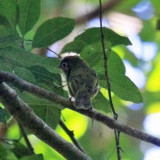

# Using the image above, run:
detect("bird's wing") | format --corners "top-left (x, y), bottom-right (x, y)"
top-left (67, 75), bottom-right (83, 97)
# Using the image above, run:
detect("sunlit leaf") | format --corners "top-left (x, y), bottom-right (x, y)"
top-left (32, 17), bottom-right (75, 48)
top-left (92, 91), bottom-right (110, 113)
top-left (140, 21), bottom-right (155, 41)
top-left (147, 56), bottom-right (160, 92)
top-left (59, 109), bottom-right (88, 139)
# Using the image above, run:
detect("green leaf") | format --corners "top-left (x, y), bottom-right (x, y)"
top-left (0, 15), bottom-right (10, 26)
top-left (80, 42), bottom-right (103, 71)
top-left (11, 142), bottom-right (30, 158)
top-left (20, 92), bottom-right (62, 129)
top-left (110, 74), bottom-right (143, 103)
top-left (17, 0), bottom-right (41, 36)
top-left (0, 56), bottom-right (13, 72)
top-left (27, 65), bottom-right (65, 96)
top-left (0, 34), bottom-right (22, 48)
top-left (32, 17), bottom-right (75, 48)
top-left (27, 65), bottom-right (61, 87)
top-left (92, 91), bottom-right (110, 113)
top-left (62, 28), bottom-right (130, 55)
top-left (140, 21), bottom-right (155, 41)
top-left (75, 27), bottom-right (131, 47)
top-left (61, 40), bottom-right (87, 54)
top-left (19, 154), bottom-right (44, 160)
top-left (108, 51), bottom-right (125, 75)
top-left (80, 44), bottom-right (125, 76)
top-left (0, 144), bottom-right (17, 160)
top-left (0, 108), bottom-right (10, 123)
top-left (0, 0), bottom-right (17, 29)
top-left (97, 51), bottom-right (126, 87)
top-left (0, 23), bottom-right (17, 37)
top-left (13, 66), bottom-right (35, 82)
top-left (0, 46), bottom-right (60, 74)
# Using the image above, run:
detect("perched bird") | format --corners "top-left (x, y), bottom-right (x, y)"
top-left (58, 56), bottom-right (98, 110)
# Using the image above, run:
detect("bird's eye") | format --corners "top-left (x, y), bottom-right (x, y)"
top-left (62, 62), bottom-right (68, 69)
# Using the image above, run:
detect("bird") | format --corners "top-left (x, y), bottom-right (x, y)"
top-left (58, 56), bottom-right (98, 110)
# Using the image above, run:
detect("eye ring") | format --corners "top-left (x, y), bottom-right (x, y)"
top-left (62, 62), bottom-right (68, 69)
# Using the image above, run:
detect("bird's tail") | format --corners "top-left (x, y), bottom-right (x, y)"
top-left (74, 86), bottom-right (92, 110)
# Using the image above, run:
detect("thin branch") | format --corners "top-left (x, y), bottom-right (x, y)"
top-left (0, 71), bottom-right (160, 147)
top-left (0, 137), bottom-right (18, 145)
top-left (0, 82), bottom-right (91, 160)
top-left (99, 0), bottom-right (121, 159)
top-left (75, 0), bottom-right (123, 25)
top-left (18, 122), bottom-right (34, 155)
top-left (47, 48), bottom-right (62, 59)
top-left (99, 0), bottom-right (117, 120)
top-left (59, 120), bottom-right (85, 153)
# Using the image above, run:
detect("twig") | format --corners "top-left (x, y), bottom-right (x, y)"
top-left (0, 82), bottom-right (91, 160)
top-left (98, 0), bottom-right (121, 159)
top-left (99, 0), bottom-right (117, 119)
top-left (59, 120), bottom-right (85, 153)
top-left (75, 0), bottom-right (123, 25)
top-left (0, 137), bottom-right (18, 145)
top-left (0, 71), bottom-right (160, 147)
top-left (18, 122), bottom-right (34, 155)
top-left (47, 48), bottom-right (62, 59)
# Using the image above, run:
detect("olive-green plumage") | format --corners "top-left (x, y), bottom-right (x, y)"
top-left (59, 56), bottom-right (98, 110)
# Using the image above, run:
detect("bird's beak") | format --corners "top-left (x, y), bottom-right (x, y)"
top-left (57, 65), bottom-right (61, 69)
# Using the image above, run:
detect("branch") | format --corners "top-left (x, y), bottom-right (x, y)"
top-left (0, 71), bottom-right (160, 147)
top-left (99, 0), bottom-right (121, 159)
top-left (59, 120), bottom-right (85, 153)
top-left (0, 82), bottom-right (91, 160)
top-left (75, 0), bottom-right (123, 25)
top-left (18, 122), bottom-right (34, 155)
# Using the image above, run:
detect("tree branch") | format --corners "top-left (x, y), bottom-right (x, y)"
top-left (0, 82), bottom-right (91, 160)
top-left (0, 71), bottom-right (160, 147)
top-left (59, 120), bottom-right (85, 153)
top-left (75, 0), bottom-right (123, 25)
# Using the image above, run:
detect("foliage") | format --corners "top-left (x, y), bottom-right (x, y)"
top-left (0, 0), bottom-right (159, 159)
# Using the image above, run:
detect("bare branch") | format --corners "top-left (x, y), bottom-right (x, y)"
top-left (76, 0), bottom-right (123, 25)
top-left (0, 71), bottom-right (160, 147)
top-left (0, 82), bottom-right (91, 160)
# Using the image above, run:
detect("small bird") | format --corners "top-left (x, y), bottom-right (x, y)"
top-left (58, 56), bottom-right (98, 110)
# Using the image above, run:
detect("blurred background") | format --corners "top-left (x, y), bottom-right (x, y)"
top-left (2, 0), bottom-right (160, 159)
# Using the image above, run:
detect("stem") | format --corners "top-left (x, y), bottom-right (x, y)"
top-left (47, 48), bottom-right (62, 59)
top-left (18, 122), bottom-right (34, 155)
top-left (99, 0), bottom-right (121, 159)
top-left (59, 120), bottom-right (85, 153)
